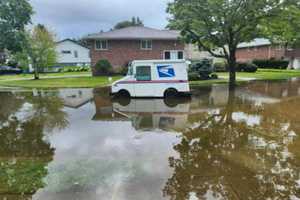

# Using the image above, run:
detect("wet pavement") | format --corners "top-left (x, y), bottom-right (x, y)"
top-left (0, 79), bottom-right (300, 200)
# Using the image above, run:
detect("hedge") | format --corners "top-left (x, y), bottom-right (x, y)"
top-left (93, 59), bottom-right (113, 76)
top-left (253, 59), bottom-right (289, 69)
top-left (213, 62), bottom-right (257, 73)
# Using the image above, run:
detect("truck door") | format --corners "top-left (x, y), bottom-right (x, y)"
top-left (134, 65), bottom-right (154, 97)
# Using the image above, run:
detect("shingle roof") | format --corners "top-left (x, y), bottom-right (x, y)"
top-left (83, 26), bottom-right (180, 40)
top-left (238, 38), bottom-right (271, 48)
top-left (56, 39), bottom-right (90, 49)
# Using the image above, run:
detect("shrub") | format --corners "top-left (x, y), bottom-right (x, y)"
top-left (236, 62), bottom-right (258, 73)
top-left (211, 73), bottom-right (218, 79)
top-left (120, 65), bottom-right (129, 75)
top-left (7, 60), bottom-right (18, 68)
top-left (188, 72), bottom-right (200, 81)
top-left (253, 59), bottom-right (289, 69)
top-left (214, 62), bottom-right (227, 72)
top-left (93, 59), bottom-right (113, 76)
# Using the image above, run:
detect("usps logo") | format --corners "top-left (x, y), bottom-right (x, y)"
top-left (157, 65), bottom-right (175, 78)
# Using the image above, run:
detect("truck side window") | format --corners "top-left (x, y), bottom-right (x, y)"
top-left (136, 66), bottom-right (151, 81)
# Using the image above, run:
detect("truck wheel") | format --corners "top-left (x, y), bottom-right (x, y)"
top-left (117, 90), bottom-right (130, 98)
top-left (164, 88), bottom-right (178, 98)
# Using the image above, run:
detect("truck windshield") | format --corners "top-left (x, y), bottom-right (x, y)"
top-left (127, 65), bottom-right (133, 76)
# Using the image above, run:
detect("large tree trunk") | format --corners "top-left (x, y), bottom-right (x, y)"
top-left (227, 50), bottom-right (237, 90)
top-left (34, 64), bottom-right (39, 80)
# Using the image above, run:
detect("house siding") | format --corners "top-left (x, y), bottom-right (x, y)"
top-left (89, 40), bottom-right (184, 70)
top-left (236, 45), bottom-right (285, 62)
top-left (56, 40), bottom-right (91, 66)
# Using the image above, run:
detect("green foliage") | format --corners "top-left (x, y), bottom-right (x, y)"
top-left (0, 0), bottom-right (33, 53)
top-left (93, 59), bottom-right (113, 76)
top-left (24, 24), bottom-right (57, 78)
top-left (188, 72), bottom-right (200, 81)
top-left (120, 65), bottom-right (129, 75)
top-left (61, 66), bottom-right (91, 73)
top-left (114, 16), bottom-right (144, 29)
top-left (7, 60), bottom-right (18, 68)
top-left (167, 0), bottom-right (300, 86)
top-left (236, 62), bottom-right (258, 73)
top-left (253, 59), bottom-right (289, 69)
top-left (261, 4), bottom-right (300, 47)
top-left (11, 51), bottom-right (30, 71)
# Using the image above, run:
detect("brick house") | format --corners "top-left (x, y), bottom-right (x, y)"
top-left (84, 26), bottom-right (185, 72)
top-left (236, 38), bottom-right (300, 69)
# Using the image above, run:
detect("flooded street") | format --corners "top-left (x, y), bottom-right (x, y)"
top-left (1, 79), bottom-right (300, 200)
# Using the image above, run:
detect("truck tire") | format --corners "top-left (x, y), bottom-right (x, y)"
top-left (164, 88), bottom-right (178, 98)
top-left (117, 90), bottom-right (131, 98)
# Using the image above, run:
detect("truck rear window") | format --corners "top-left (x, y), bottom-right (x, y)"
top-left (136, 66), bottom-right (151, 81)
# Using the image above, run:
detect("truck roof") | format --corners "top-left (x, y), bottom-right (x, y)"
top-left (132, 59), bottom-right (187, 64)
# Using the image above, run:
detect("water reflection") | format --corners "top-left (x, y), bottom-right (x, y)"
top-left (0, 79), bottom-right (300, 199)
top-left (0, 91), bottom-right (67, 199)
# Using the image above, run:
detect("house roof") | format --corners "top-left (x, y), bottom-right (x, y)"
top-left (83, 26), bottom-right (180, 40)
top-left (56, 39), bottom-right (90, 50)
top-left (237, 38), bottom-right (271, 48)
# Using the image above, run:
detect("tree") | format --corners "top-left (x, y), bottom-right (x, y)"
top-left (0, 0), bottom-right (33, 53)
top-left (167, 0), bottom-right (300, 89)
top-left (114, 16), bottom-right (144, 29)
top-left (23, 24), bottom-right (57, 79)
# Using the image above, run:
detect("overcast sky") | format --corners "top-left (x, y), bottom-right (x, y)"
top-left (30, 0), bottom-right (171, 40)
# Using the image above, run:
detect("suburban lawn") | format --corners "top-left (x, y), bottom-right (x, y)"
top-left (217, 69), bottom-right (300, 80)
top-left (0, 76), bottom-right (121, 88)
top-left (0, 69), bottom-right (300, 88)
top-left (0, 71), bottom-right (91, 81)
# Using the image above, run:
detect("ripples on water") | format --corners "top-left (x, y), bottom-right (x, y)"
top-left (0, 79), bottom-right (300, 200)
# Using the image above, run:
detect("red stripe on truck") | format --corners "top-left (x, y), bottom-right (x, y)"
top-left (117, 80), bottom-right (188, 84)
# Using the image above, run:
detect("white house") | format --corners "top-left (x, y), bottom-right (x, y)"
top-left (56, 39), bottom-right (91, 66)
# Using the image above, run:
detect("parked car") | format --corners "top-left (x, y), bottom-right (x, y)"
top-left (0, 66), bottom-right (22, 75)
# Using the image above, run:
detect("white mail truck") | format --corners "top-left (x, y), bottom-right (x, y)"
top-left (111, 60), bottom-right (190, 98)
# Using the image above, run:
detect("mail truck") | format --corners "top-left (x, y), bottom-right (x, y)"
top-left (111, 60), bottom-right (190, 98)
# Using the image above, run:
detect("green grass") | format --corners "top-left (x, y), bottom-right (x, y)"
top-left (0, 71), bottom-right (91, 81)
top-left (0, 76), bottom-right (121, 88)
top-left (217, 69), bottom-right (300, 80)
top-left (0, 69), bottom-right (300, 88)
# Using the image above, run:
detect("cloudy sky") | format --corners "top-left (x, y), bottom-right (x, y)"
top-left (30, 0), bottom-right (172, 40)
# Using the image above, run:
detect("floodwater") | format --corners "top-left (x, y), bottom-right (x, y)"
top-left (0, 79), bottom-right (300, 200)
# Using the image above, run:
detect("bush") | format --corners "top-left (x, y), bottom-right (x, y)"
top-left (214, 62), bottom-right (227, 72)
top-left (236, 62), bottom-right (258, 73)
top-left (62, 66), bottom-right (90, 73)
top-left (93, 59), bottom-right (113, 76)
top-left (120, 65), bottom-right (129, 75)
top-left (211, 73), bottom-right (218, 79)
top-left (188, 72), bottom-right (200, 81)
top-left (7, 60), bottom-right (18, 68)
top-left (253, 59), bottom-right (289, 69)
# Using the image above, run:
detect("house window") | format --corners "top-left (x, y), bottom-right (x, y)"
top-left (95, 40), bottom-right (108, 50)
top-left (74, 50), bottom-right (78, 58)
top-left (164, 51), bottom-right (184, 60)
top-left (178, 51), bottom-right (184, 59)
top-left (164, 51), bottom-right (171, 60)
top-left (136, 66), bottom-right (151, 81)
top-left (141, 40), bottom-right (152, 50)
top-left (62, 50), bottom-right (71, 54)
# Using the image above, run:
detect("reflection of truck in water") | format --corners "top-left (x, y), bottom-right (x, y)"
top-left (113, 99), bottom-right (191, 131)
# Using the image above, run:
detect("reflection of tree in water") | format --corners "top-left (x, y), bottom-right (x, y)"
top-left (163, 90), bottom-right (300, 200)
top-left (0, 91), bottom-right (68, 199)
